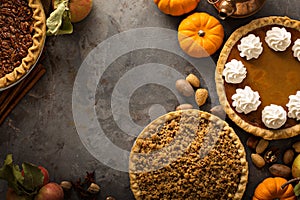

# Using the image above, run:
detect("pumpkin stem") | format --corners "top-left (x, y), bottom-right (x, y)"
top-left (198, 30), bottom-right (205, 37)
top-left (281, 177), bottom-right (300, 190)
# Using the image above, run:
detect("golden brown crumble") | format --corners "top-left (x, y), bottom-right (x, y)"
top-left (129, 110), bottom-right (247, 200)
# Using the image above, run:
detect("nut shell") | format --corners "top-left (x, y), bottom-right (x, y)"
top-left (186, 74), bottom-right (200, 88)
top-left (269, 164), bottom-right (291, 178)
top-left (255, 139), bottom-right (269, 154)
top-left (87, 183), bottom-right (101, 194)
top-left (210, 105), bottom-right (226, 119)
top-left (263, 147), bottom-right (279, 164)
top-left (283, 149), bottom-right (295, 165)
top-left (106, 197), bottom-right (116, 200)
top-left (251, 153), bottom-right (265, 168)
top-left (60, 181), bottom-right (72, 191)
top-left (246, 136), bottom-right (259, 150)
top-left (176, 104), bottom-right (193, 111)
top-left (195, 88), bottom-right (208, 107)
top-left (292, 141), bottom-right (300, 153)
top-left (175, 79), bottom-right (194, 97)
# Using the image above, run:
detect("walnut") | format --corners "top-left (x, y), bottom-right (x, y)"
top-left (195, 88), bottom-right (208, 107)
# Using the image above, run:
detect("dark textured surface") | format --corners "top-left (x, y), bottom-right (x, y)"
top-left (0, 0), bottom-right (299, 199)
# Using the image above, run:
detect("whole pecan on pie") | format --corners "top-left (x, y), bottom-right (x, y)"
top-left (0, 0), bottom-right (46, 88)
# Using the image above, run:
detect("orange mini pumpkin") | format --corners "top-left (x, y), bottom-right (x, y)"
top-left (253, 177), bottom-right (296, 200)
top-left (178, 12), bottom-right (224, 58)
top-left (153, 0), bottom-right (200, 16)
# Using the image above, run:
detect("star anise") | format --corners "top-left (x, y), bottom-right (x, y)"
top-left (73, 171), bottom-right (99, 200)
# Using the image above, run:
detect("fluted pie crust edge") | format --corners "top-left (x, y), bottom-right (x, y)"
top-left (0, 0), bottom-right (46, 88)
top-left (129, 109), bottom-right (248, 200)
top-left (215, 16), bottom-right (300, 140)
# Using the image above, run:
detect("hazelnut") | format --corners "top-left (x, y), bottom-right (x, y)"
top-left (246, 136), bottom-right (259, 150)
top-left (87, 183), bottom-right (101, 194)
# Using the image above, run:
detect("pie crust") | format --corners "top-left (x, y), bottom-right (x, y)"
top-left (216, 16), bottom-right (300, 140)
top-left (0, 0), bottom-right (46, 89)
top-left (129, 109), bottom-right (248, 199)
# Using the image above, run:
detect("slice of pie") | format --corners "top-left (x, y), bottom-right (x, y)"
top-left (129, 109), bottom-right (248, 200)
top-left (0, 0), bottom-right (46, 89)
top-left (216, 16), bottom-right (300, 140)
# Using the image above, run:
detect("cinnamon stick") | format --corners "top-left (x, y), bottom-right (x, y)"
top-left (0, 66), bottom-right (46, 125)
top-left (0, 64), bottom-right (42, 105)
top-left (14, 64), bottom-right (43, 99)
top-left (0, 89), bottom-right (10, 105)
top-left (0, 64), bottom-right (43, 115)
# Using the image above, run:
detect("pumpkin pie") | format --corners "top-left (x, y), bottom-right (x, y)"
top-left (129, 109), bottom-right (248, 199)
top-left (216, 16), bottom-right (300, 140)
top-left (0, 0), bottom-right (46, 89)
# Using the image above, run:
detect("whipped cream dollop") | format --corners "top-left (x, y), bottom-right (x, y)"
top-left (232, 86), bottom-right (261, 114)
top-left (286, 91), bottom-right (300, 120)
top-left (265, 27), bottom-right (291, 51)
top-left (222, 59), bottom-right (247, 84)
top-left (292, 39), bottom-right (300, 62)
top-left (237, 34), bottom-right (263, 60)
top-left (262, 104), bottom-right (287, 129)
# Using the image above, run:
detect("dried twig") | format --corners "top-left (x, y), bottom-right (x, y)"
top-left (281, 177), bottom-right (300, 190)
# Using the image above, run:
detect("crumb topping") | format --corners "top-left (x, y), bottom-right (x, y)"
top-left (130, 111), bottom-right (246, 200)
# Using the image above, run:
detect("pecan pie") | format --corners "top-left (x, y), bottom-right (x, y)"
top-left (129, 109), bottom-right (248, 200)
top-left (0, 0), bottom-right (46, 89)
top-left (216, 16), bottom-right (300, 140)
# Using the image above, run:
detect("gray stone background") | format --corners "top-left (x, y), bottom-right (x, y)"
top-left (0, 0), bottom-right (299, 199)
